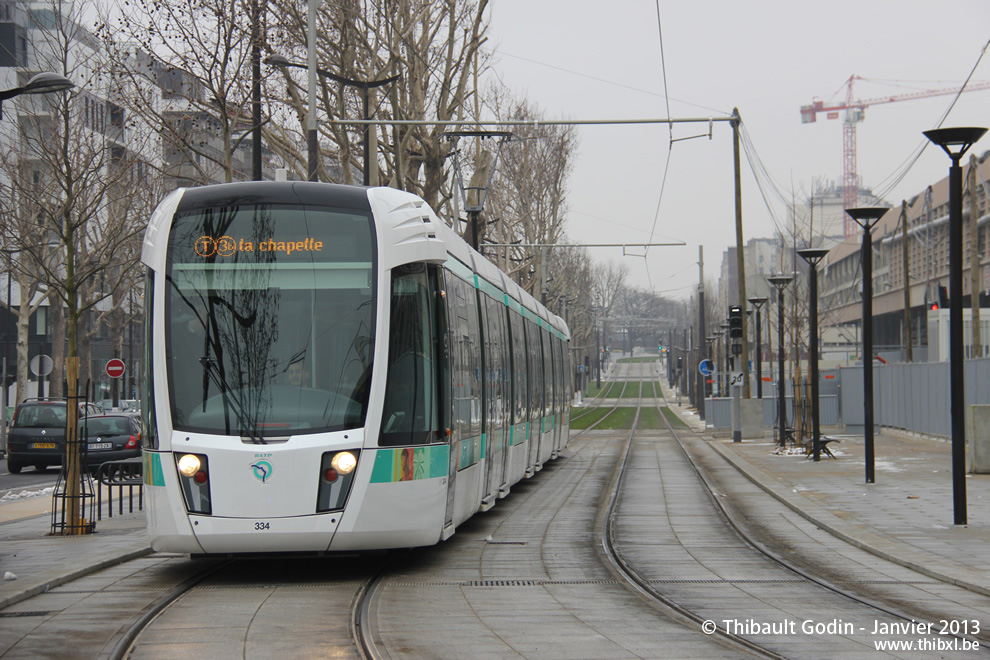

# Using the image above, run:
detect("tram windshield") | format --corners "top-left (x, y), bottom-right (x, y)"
top-left (165, 202), bottom-right (376, 439)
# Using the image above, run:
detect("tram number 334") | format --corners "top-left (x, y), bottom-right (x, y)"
top-left (254, 521), bottom-right (270, 531)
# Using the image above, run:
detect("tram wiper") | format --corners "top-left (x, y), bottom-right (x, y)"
top-left (198, 354), bottom-right (266, 444)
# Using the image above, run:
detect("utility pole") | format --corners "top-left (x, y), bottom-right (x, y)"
top-left (731, 108), bottom-right (750, 398)
top-left (250, 0), bottom-right (263, 181)
top-left (697, 246), bottom-right (705, 420)
top-left (970, 154), bottom-right (981, 358)
top-left (901, 201), bottom-right (912, 362)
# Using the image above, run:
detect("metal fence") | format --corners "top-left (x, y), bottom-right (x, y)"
top-left (703, 358), bottom-right (990, 438)
top-left (704, 369), bottom-right (840, 430)
top-left (841, 357), bottom-right (990, 437)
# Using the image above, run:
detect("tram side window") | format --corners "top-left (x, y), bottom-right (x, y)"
top-left (381, 264), bottom-right (437, 446)
top-left (509, 309), bottom-right (526, 428)
top-left (560, 336), bottom-right (569, 409)
top-left (448, 274), bottom-right (482, 441)
top-left (484, 295), bottom-right (509, 431)
top-left (526, 319), bottom-right (543, 425)
top-left (542, 327), bottom-right (554, 419)
top-left (141, 268), bottom-right (157, 449)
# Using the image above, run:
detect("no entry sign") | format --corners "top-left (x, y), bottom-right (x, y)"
top-left (106, 358), bottom-right (126, 379)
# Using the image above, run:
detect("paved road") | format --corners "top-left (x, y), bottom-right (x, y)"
top-left (0, 458), bottom-right (58, 494)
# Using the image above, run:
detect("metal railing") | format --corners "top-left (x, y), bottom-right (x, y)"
top-left (94, 458), bottom-right (143, 520)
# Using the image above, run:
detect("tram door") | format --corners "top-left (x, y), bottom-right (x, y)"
top-left (481, 296), bottom-right (509, 505)
top-left (526, 320), bottom-right (544, 469)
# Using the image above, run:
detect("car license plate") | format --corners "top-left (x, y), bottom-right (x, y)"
top-left (32, 442), bottom-right (56, 449)
top-left (88, 443), bottom-right (113, 450)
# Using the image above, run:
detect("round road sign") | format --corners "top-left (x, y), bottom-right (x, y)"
top-left (106, 358), bottom-right (126, 379)
top-left (30, 354), bottom-right (54, 377)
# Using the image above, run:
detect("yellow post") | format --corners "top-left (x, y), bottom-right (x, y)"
top-left (64, 357), bottom-right (82, 534)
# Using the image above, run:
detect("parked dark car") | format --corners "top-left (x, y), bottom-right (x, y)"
top-left (5, 399), bottom-right (104, 474)
top-left (79, 413), bottom-right (142, 469)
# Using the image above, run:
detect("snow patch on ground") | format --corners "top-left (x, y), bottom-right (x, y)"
top-left (1, 486), bottom-right (55, 502)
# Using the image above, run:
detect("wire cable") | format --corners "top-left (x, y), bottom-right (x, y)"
top-left (494, 51), bottom-right (727, 116)
top-left (873, 37), bottom-right (990, 201)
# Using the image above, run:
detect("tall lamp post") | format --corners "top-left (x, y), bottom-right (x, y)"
top-left (267, 54), bottom-right (400, 185)
top-left (747, 297), bottom-right (768, 399)
top-left (719, 323), bottom-right (730, 396)
top-left (0, 73), bottom-right (74, 456)
top-left (846, 206), bottom-right (888, 484)
top-left (0, 72), bottom-right (74, 119)
top-left (923, 126), bottom-right (987, 526)
top-left (705, 335), bottom-right (717, 400)
top-left (767, 275), bottom-right (792, 448)
top-left (798, 248), bottom-right (829, 462)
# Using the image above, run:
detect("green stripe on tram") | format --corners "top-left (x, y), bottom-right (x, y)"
top-left (370, 445), bottom-right (450, 483)
top-left (444, 256), bottom-right (474, 281)
top-left (143, 451), bottom-right (165, 487)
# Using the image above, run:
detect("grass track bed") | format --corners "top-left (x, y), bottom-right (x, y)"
top-left (592, 407), bottom-right (637, 430)
top-left (568, 406), bottom-right (615, 430)
top-left (660, 406), bottom-right (689, 428)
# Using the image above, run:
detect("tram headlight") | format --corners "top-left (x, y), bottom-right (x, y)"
top-left (330, 451), bottom-right (357, 474)
top-left (174, 453), bottom-right (211, 515)
top-left (177, 454), bottom-right (201, 476)
top-left (317, 450), bottom-right (360, 513)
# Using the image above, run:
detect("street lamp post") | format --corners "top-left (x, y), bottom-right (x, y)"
top-left (719, 323), bottom-right (730, 396)
top-left (0, 72), bottom-right (74, 119)
top-left (306, 0), bottom-right (318, 181)
top-left (846, 206), bottom-right (888, 484)
top-left (705, 335), bottom-right (717, 400)
top-left (251, 0), bottom-right (263, 180)
top-left (923, 126), bottom-right (988, 525)
top-left (797, 248), bottom-right (829, 462)
top-left (748, 297), bottom-right (768, 399)
top-left (767, 275), bottom-right (792, 448)
top-left (268, 55), bottom-right (400, 185)
top-left (0, 74), bottom-right (73, 455)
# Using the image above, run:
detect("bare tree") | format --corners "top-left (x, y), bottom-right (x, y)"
top-left (98, 0), bottom-right (258, 185)
top-left (483, 90), bottom-right (576, 299)
top-left (7, 0), bottom-right (160, 392)
top-left (592, 260), bottom-right (628, 353)
top-left (265, 0), bottom-right (490, 204)
top-left (0, 188), bottom-right (55, 403)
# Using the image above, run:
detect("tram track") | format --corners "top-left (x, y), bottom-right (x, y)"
top-left (652, 378), bottom-right (989, 650)
top-left (594, 362), bottom-right (785, 659)
top-left (98, 551), bottom-right (400, 659)
top-left (591, 358), bottom-right (988, 657)
top-left (109, 558), bottom-right (235, 659)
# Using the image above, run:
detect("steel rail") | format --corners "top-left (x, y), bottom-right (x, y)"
top-left (591, 360), bottom-right (786, 659)
top-left (652, 381), bottom-right (989, 649)
top-left (109, 558), bottom-right (235, 660)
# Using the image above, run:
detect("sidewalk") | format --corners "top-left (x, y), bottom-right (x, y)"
top-left (0, 485), bottom-right (151, 610)
top-left (663, 386), bottom-right (990, 597)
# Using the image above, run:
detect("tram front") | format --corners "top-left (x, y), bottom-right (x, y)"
top-left (141, 182), bottom-right (377, 554)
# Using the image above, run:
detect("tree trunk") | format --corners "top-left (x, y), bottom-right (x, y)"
top-left (50, 298), bottom-right (65, 397)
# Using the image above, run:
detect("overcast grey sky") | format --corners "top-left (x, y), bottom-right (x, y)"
top-left (484, 1), bottom-right (990, 299)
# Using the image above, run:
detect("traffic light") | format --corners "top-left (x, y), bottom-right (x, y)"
top-left (728, 305), bottom-right (743, 339)
top-left (677, 356), bottom-right (683, 371)
top-left (938, 285), bottom-right (948, 308)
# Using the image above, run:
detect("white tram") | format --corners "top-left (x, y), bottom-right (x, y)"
top-left (141, 182), bottom-right (571, 554)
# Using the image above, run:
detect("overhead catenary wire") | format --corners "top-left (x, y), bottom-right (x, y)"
top-left (643, 0), bottom-right (675, 295)
top-left (873, 37), bottom-right (990, 201)
top-left (737, 122), bottom-right (793, 239)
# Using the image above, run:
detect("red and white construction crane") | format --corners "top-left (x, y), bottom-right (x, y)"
top-left (801, 75), bottom-right (990, 236)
